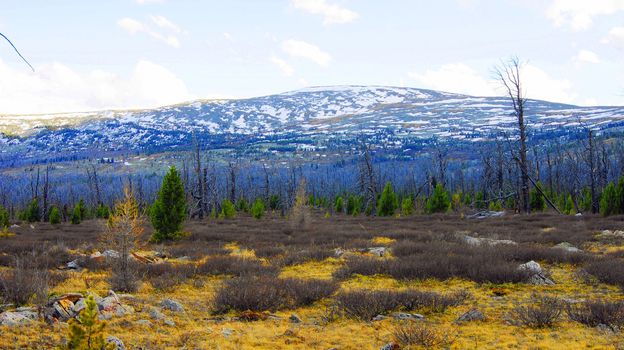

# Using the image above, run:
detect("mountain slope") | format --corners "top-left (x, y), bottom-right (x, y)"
top-left (1, 86), bottom-right (623, 160)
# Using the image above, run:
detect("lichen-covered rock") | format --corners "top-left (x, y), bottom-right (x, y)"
top-left (106, 336), bottom-right (126, 350)
top-left (0, 310), bottom-right (38, 326)
top-left (148, 307), bottom-right (165, 320)
top-left (455, 308), bottom-right (485, 323)
top-left (552, 242), bottom-right (581, 253)
top-left (392, 312), bottom-right (424, 320)
top-left (518, 260), bottom-right (542, 274)
top-left (161, 298), bottom-right (184, 312)
top-left (463, 235), bottom-right (516, 247)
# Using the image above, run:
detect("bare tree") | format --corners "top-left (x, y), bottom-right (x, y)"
top-left (42, 166), bottom-right (50, 221)
top-left (358, 143), bottom-right (377, 215)
top-left (495, 57), bottom-right (529, 213)
top-left (190, 134), bottom-right (206, 219)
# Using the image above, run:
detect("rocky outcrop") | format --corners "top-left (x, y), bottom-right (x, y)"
top-left (455, 308), bottom-right (485, 323)
top-left (518, 261), bottom-right (555, 285)
top-left (160, 298), bottom-right (184, 312)
top-left (463, 235), bottom-right (516, 247)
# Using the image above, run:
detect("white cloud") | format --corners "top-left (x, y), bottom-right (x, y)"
top-left (408, 63), bottom-right (497, 96)
top-left (602, 26), bottom-right (624, 47)
top-left (281, 39), bottom-right (331, 66)
top-left (0, 59), bottom-right (194, 114)
top-left (270, 55), bottom-right (294, 76)
top-left (150, 15), bottom-right (181, 34)
top-left (291, 0), bottom-right (358, 25)
top-left (117, 16), bottom-right (182, 48)
top-left (546, 0), bottom-right (624, 31)
top-left (408, 63), bottom-right (577, 103)
top-left (573, 49), bottom-right (601, 67)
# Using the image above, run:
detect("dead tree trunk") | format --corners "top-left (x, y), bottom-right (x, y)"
top-left (496, 57), bottom-right (529, 213)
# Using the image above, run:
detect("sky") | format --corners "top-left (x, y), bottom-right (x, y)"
top-left (0, 0), bottom-right (623, 114)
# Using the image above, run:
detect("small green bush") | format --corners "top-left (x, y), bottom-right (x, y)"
top-left (377, 182), bottom-right (398, 216)
top-left (425, 184), bottom-right (450, 214)
top-left (49, 206), bottom-right (61, 224)
top-left (251, 198), bottom-right (265, 219)
top-left (220, 199), bottom-right (236, 219)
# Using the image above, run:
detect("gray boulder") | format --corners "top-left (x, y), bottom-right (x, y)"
top-left (455, 308), bottom-right (485, 323)
top-left (161, 298), bottom-right (184, 312)
top-left (0, 310), bottom-right (38, 326)
top-left (106, 336), bottom-right (126, 350)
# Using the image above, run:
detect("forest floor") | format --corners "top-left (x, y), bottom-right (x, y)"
top-left (1, 212), bottom-right (624, 349)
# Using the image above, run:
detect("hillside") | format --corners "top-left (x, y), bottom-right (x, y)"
top-left (1, 86), bottom-right (623, 160)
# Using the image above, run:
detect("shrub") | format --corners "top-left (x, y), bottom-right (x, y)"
top-left (236, 198), bottom-right (249, 213)
top-left (0, 254), bottom-right (49, 306)
top-left (0, 205), bottom-right (9, 229)
top-left (290, 178), bottom-right (311, 229)
top-left (197, 255), bottom-right (277, 277)
top-left (60, 294), bottom-right (112, 350)
top-left (600, 182), bottom-right (618, 217)
top-left (401, 197), bottom-right (413, 216)
top-left (139, 262), bottom-right (196, 290)
top-left (346, 195), bottom-right (361, 216)
top-left (585, 258), bottom-right (624, 288)
top-left (77, 198), bottom-right (87, 220)
top-left (49, 206), bottom-right (61, 224)
top-left (71, 205), bottom-right (81, 225)
top-left (334, 289), bottom-right (467, 321)
top-left (425, 184), bottom-right (450, 214)
top-left (392, 322), bottom-right (458, 349)
top-left (250, 198), bottom-right (265, 219)
top-left (150, 166), bottom-right (187, 242)
top-left (279, 247), bottom-right (335, 266)
top-left (24, 199), bottom-right (40, 223)
top-left (510, 295), bottom-right (562, 328)
top-left (334, 196), bottom-right (344, 214)
top-left (219, 199), bottom-right (236, 219)
top-left (213, 277), bottom-right (337, 313)
top-left (96, 203), bottom-right (110, 219)
top-left (566, 300), bottom-right (624, 329)
top-left (530, 182), bottom-right (546, 212)
top-left (564, 194), bottom-right (575, 215)
top-left (377, 182), bottom-right (398, 216)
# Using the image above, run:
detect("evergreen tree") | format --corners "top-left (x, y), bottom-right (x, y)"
top-left (150, 166), bottom-right (187, 242)
top-left (334, 196), bottom-right (344, 214)
top-left (220, 199), bottom-right (236, 219)
top-left (25, 199), bottom-right (40, 223)
top-left (76, 198), bottom-right (87, 220)
top-left (236, 198), bottom-right (249, 213)
top-left (71, 206), bottom-right (81, 225)
top-left (425, 183), bottom-right (450, 214)
top-left (251, 198), bottom-right (265, 219)
top-left (579, 187), bottom-right (592, 212)
top-left (529, 182), bottom-right (546, 212)
top-left (49, 206), bottom-right (61, 224)
top-left (401, 197), bottom-right (413, 216)
top-left (60, 294), bottom-right (113, 350)
top-left (377, 182), bottom-right (398, 216)
top-left (600, 182), bottom-right (618, 217)
top-left (474, 191), bottom-right (485, 209)
top-left (564, 194), bottom-right (575, 215)
top-left (96, 204), bottom-right (110, 219)
top-left (616, 175), bottom-right (624, 214)
top-left (0, 205), bottom-right (9, 229)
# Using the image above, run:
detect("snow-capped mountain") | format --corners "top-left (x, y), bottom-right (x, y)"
top-left (1, 86), bottom-right (623, 161)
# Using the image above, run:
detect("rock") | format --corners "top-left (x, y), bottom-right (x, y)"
top-left (372, 314), bottom-right (388, 321)
top-left (52, 298), bottom-right (76, 321)
top-left (552, 242), bottom-right (581, 253)
top-left (596, 230), bottom-right (624, 240)
top-left (392, 312), bottom-right (424, 321)
top-left (367, 247), bottom-right (387, 257)
top-left (289, 314), bottom-right (302, 323)
top-left (161, 298), bottom-right (184, 312)
top-left (177, 256), bottom-right (192, 261)
top-left (131, 251), bottom-right (162, 264)
top-left (334, 248), bottom-right (346, 257)
top-left (380, 343), bottom-right (400, 350)
top-left (65, 259), bottom-right (82, 270)
top-left (97, 291), bottom-right (133, 317)
top-left (463, 235), bottom-right (516, 247)
top-left (149, 307), bottom-right (165, 320)
top-left (29, 224), bottom-right (35, 229)
top-left (518, 261), bottom-right (555, 285)
top-left (528, 273), bottom-right (555, 286)
top-left (467, 211), bottom-right (505, 219)
top-left (0, 310), bottom-right (38, 326)
top-left (102, 250), bottom-right (120, 259)
top-left (518, 260), bottom-right (543, 274)
top-left (10, 224), bottom-right (19, 229)
top-left (455, 309), bottom-right (485, 323)
top-left (105, 336), bottom-right (126, 350)
top-left (136, 319), bottom-right (153, 327)
top-left (222, 328), bottom-right (234, 337)
top-left (164, 319), bottom-right (176, 327)
top-left (575, 213), bottom-right (583, 217)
